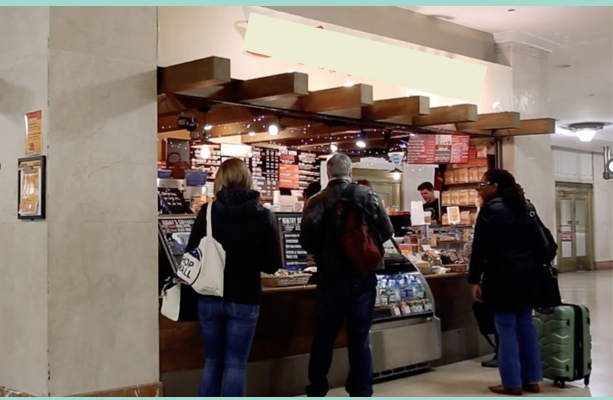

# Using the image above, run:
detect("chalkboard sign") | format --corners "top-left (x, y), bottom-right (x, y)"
top-left (158, 216), bottom-right (196, 272)
top-left (277, 212), bottom-right (308, 270)
top-left (158, 188), bottom-right (193, 215)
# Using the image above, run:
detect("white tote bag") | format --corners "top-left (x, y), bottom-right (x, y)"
top-left (160, 280), bottom-right (181, 322)
top-left (177, 203), bottom-right (226, 297)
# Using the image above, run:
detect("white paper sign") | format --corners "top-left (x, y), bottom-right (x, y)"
top-left (447, 206), bottom-right (461, 225)
top-left (411, 201), bottom-right (426, 226)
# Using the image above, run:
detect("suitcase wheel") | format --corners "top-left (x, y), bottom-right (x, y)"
top-left (554, 378), bottom-right (566, 389)
top-left (584, 376), bottom-right (590, 386)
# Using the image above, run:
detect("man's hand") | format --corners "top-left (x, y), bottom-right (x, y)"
top-left (472, 284), bottom-right (483, 302)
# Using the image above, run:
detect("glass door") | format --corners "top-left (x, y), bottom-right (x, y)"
top-left (555, 186), bottom-right (593, 272)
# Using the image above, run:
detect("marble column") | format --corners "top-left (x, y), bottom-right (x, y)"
top-left (0, 6), bottom-right (159, 397)
top-left (496, 32), bottom-right (557, 230)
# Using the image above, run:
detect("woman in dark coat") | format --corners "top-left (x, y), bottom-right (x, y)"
top-left (469, 169), bottom-right (543, 396)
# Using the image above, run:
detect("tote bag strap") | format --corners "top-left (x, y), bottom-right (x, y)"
top-left (206, 202), bottom-right (213, 239)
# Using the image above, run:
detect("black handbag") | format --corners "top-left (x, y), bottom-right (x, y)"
top-left (526, 202), bottom-right (562, 311)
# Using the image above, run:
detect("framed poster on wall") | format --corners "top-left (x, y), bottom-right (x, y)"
top-left (17, 156), bottom-right (46, 220)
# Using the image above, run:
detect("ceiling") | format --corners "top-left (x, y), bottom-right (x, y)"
top-left (399, 6), bottom-right (613, 152)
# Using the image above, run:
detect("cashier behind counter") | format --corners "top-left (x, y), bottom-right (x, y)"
top-left (418, 182), bottom-right (440, 224)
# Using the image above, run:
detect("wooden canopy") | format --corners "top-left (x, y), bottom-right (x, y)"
top-left (158, 56), bottom-right (555, 154)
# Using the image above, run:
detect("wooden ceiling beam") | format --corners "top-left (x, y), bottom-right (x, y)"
top-left (301, 84), bottom-right (374, 117)
top-left (158, 57), bottom-right (231, 94)
top-left (242, 124), bottom-right (355, 145)
top-left (363, 96), bottom-right (430, 123)
top-left (494, 118), bottom-right (556, 137)
top-left (413, 104), bottom-right (478, 126)
top-left (177, 72), bottom-right (309, 105)
top-left (456, 112), bottom-right (521, 132)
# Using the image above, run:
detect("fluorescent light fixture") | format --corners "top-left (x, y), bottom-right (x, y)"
top-left (356, 140), bottom-right (366, 148)
top-left (268, 124), bottom-right (280, 136)
top-left (576, 129), bottom-right (597, 142)
top-left (204, 125), bottom-right (213, 131)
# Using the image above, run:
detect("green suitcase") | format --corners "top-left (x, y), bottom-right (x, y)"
top-left (533, 305), bottom-right (592, 388)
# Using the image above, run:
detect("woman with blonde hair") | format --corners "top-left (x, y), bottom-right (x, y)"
top-left (186, 158), bottom-right (282, 397)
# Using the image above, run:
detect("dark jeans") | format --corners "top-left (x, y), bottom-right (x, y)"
top-left (494, 310), bottom-right (542, 388)
top-left (307, 274), bottom-right (377, 397)
top-left (197, 297), bottom-right (259, 397)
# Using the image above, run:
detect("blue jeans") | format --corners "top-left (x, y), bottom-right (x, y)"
top-left (494, 310), bottom-right (543, 389)
top-left (197, 297), bottom-right (259, 397)
top-left (307, 274), bottom-right (377, 397)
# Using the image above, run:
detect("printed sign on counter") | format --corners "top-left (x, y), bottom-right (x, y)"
top-left (18, 156), bottom-right (46, 219)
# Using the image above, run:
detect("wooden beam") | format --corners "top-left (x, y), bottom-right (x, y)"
top-left (158, 57), bottom-right (231, 94)
top-left (495, 118), bottom-right (556, 137)
top-left (178, 73), bottom-right (309, 104)
top-left (456, 112), bottom-right (521, 132)
top-left (363, 96), bottom-right (430, 123)
top-left (413, 104), bottom-right (478, 126)
top-left (301, 84), bottom-right (374, 117)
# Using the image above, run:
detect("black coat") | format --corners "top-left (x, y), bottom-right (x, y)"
top-left (468, 197), bottom-right (544, 313)
top-left (300, 180), bottom-right (394, 282)
top-left (186, 188), bottom-right (282, 305)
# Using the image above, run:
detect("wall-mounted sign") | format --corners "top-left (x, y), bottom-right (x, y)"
top-left (18, 156), bottom-right (46, 220)
top-left (407, 135), bottom-right (470, 165)
top-left (25, 110), bottom-right (42, 156)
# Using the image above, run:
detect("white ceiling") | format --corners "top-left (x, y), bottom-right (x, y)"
top-left (400, 6), bottom-right (613, 152)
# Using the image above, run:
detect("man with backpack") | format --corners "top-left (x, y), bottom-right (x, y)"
top-left (300, 153), bottom-right (394, 397)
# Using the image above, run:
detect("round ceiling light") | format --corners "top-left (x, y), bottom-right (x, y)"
top-left (567, 122), bottom-right (608, 143)
top-left (356, 140), bottom-right (367, 149)
top-left (268, 124), bottom-right (280, 136)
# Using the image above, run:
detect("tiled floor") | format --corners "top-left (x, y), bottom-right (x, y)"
top-left (327, 271), bottom-right (613, 397)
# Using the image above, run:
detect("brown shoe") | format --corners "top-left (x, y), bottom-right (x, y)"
top-left (522, 383), bottom-right (541, 393)
top-left (489, 385), bottom-right (523, 396)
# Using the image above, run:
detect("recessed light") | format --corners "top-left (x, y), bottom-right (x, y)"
top-left (558, 64), bottom-right (572, 68)
top-left (588, 94), bottom-right (595, 97)
top-left (344, 81), bottom-right (355, 88)
top-left (204, 125), bottom-right (213, 131)
top-left (248, 131), bottom-right (256, 136)
top-left (507, 8), bottom-right (516, 12)
top-left (356, 140), bottom-right (367, 149)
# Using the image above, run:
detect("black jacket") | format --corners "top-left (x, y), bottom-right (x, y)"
top-left (469, 197), bottom-right (545, 312)
top-left (300, 180), bottom-right (394, 282)
top-left (186, 188), bottom-right (282, 305)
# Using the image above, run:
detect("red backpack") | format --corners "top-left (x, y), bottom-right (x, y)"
top-left (337, 184), bottom-right (384, 274)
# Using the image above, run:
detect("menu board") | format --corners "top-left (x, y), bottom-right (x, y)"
top-left (158, 216), bottom-right (196, 270)
top-left (250, 146), bottom-right (279, 198)
top-left (277, 213), bottom-right (308, 269)
top-left (158, 188), bottom-right (193, 215)
top-left (451, 147), bottom-right (489, 169)
top-left (278, 149), bottom-right (300, 189)
top-left (191, 143), bottom-right (221, 181)
top-left (299, 152), bottom-right (320, 190)
top-left (407, 135), bottom-right (470, 165)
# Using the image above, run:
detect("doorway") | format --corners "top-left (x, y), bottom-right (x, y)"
top-left (555, 183), bottom-right (594, 272)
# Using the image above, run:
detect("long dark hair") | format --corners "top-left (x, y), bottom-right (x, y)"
top-left (485, 169), bottom-right (527, 214)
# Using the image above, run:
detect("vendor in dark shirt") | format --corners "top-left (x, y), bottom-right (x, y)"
top-left (418, 182), bottom-right (440, 224)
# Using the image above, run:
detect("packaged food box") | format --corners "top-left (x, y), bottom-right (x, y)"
top-left (469, 167), bottom-right (480, 182)
top-left (441, 213), bottom-right (449, 226)
top-left (449, 191), bottom-right (459, 206)
top-left (453, 169), bottom-right (462, 184)
top-left (441, 191), bottom-right (450, 206)
top-left (444, 169), bottom-right (455, 185)
top-left (459, 190), bottom-right (470, 205)
top-left (457, 168), bottom-right (469, 183)
top-left (460, 211), bottom-right (471, 225)
top-left (476, 145), bottom-right (488, 159)
top-left (469, 189), bottom-right (479, 205)
top-left (478, 166), bottom-right (488, 177)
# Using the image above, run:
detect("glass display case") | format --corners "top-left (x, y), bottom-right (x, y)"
top-left (371, 240), bottom-right (442, 378)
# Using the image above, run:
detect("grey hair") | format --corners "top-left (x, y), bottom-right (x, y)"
top-left (327, 153), bottom-right (352, 179)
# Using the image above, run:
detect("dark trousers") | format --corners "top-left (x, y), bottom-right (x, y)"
top-left (306, 274), bottom-right (377, 397)
top-left (197, 297), bottom-right (259, 397)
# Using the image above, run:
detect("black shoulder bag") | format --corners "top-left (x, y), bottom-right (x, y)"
top-left (527, 201), bottom-right (562, 311)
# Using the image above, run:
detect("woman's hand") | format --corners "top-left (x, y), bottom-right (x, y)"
top-left (472, 284), bottom-right (483, 302)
